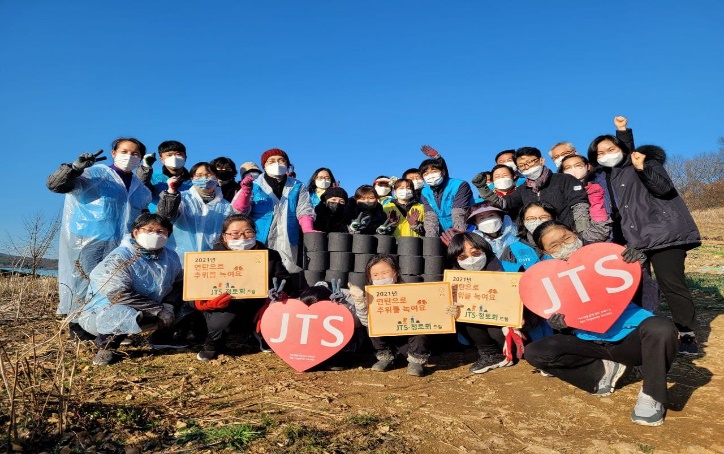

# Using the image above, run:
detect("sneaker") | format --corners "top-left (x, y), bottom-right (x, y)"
top-left (593, 360), bottom-right (627, 396)
top-left (631, 390), bottom-right (665, 426)
top-left (469, 351), bottom-right (513, 374)
top-left (679, 334), bottom-right (699, 356)
top-left (196, 350), bottom-right (217, 362)
top-left (407, 362), bottom-right (425, 377)
top-left (93, 348), bottom-right (120, 366)
top-left (253, 332), bottom-right (272, 353)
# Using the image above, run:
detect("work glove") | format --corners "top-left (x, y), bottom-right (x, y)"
top-left (407, 208), bottom-right (421, 228)
top-left (167, 176), bottom-right (180, 193)
top-left (376, 211), bottom-right (399, 234)
top-left (348, 283), bottom-right (368, 327)
top-left (142, 153), bottom-right (157, 168)
top-left (622, 247), bottom-right (647, 265)
top-left (440, 228), bottom-right (464, 247)
top-left (194, 293), bottom-right (233, 311)
top-left (329, 279), bottom-right (346, 304)
top-left (268, 277), bottom-right (287, 303)
top-left (547, 313), bottom-right (568, 331)
top-left (157, 303), bottom-right (176, 329)
top-left (444, 303), bottom-right (464, 319)
top-left (241, 174), bottom-right (255, 188)
top-left (72, 150), bottom-right (106, 171)
top-left (420, 145), bottom-right (441, 159)
top-left (501, 327), bottom-right (526, 362)
top-left (350, 213), bottom-right (371, 233)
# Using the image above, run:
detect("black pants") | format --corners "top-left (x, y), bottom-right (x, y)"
top-left (203, 299), bottom-right (265, 349)
top-left (457, 322), bottom-right (504, 352)
top-left (525, 316), bottom-right (677, 404)
top-left (648, 246), bottom-right (697, 332)
top-left (371, 335), bottom-right (430, 360)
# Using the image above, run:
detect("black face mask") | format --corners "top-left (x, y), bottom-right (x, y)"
top-left (357, 201), bottom-right (377, 211)
top-left (327, 202), bottom-right (344, 213)
top-left (216, 170), bottom-right (235, 182)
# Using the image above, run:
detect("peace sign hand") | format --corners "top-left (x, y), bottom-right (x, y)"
top-left (72, 149), bottom-right (106, 171)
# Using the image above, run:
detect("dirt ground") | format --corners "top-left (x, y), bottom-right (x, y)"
top-left (1, 209), bottom-right (723, 453)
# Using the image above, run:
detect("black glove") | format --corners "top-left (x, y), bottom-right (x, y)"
top-left (142, 153), bottom-right (157, 168)
top-left (547, 313), bottom-right (568, 331)
top-left (621, 247), bottom-right (647, 265)
top-left (471, 172), bottom-right (489, 189)
top-left (72, 150), bottom-right (106, 171)
top-left (268, 277), bottom-right (287, 302)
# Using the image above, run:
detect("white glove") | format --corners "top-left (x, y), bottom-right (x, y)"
top-left (444, 303), bottom-right (464, 319)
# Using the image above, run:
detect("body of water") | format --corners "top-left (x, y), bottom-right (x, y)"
top-left (0, 267), bottom-right (58, 277)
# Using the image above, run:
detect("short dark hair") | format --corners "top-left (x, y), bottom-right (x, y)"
top-left (517, 201), bottom-right (557, 238)
top-left (214, 214), bottom-right (257, 249)
top-left (299, 285), bottom-right (333, 306)
top-left (210, 157), bottom-right (238, 177)
top-left (446, 232), bottom-right (495, 270)
top-left (419, 159), bottom-right (445, 176)
top-left (495, 150), bottom-right (516, 163)
top-left (515, 147), bottom-right (542, 160)
top-left (402, 168), bottom-right (421, 180)
top-left (158, 140), bottom-right (187, 156)
top-left (112, 137), bottom-right (146, 156)
top-left (532, 220), bottom-right (573, 251)
top-left (587, 135), bottom-right (629, 166)
top-left (308, 167), bottom-right (337, 194)
top-left (353, 184), bottom-right (377, 201)
top-left (131, 213), bottom-right (173, 235)
top-left (491, 164), bottom-right (516, 179)
top-left (189, 162), bottom-right (216, 178)
top-left (365, 254), bottom-right (400, 285)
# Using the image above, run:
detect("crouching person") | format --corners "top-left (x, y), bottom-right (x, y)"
top-left (76, 213), bottom-right (183, 366)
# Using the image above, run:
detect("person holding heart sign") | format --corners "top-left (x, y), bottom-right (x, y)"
top-left (524, 221), bottom-right (678, 427)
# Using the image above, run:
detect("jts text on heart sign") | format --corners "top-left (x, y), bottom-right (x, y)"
top-left (519, 243), bottom-right (642, 333)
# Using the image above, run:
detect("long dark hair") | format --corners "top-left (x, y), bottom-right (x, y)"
top-left (516, 201), bottom-right (557, 238)
top-left (213, 213), bottom-right (257, 249)
top-left (308, 167), bottom-right (337, 194)
top-left (445, 232), bottom-right (496, 270)
top-left (587, 134), bottom-right (630, 167)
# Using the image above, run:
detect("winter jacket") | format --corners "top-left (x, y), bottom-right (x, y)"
top-left (471, 215), bottom-right (518, 258)
top-left (313, 202), bottom-right (348, 233)
top-left (383, 200), bottom-right (425, 238)
top-left (591, 146), bottom-right (701, 252)
top-left (421, 177), bottom-right (475, 237)
top-left (345, 202), bottom-right (387, 235)
top-left (141, 166), bottom-right (193, 213)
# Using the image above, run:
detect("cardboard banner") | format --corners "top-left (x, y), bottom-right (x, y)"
top-left (443, 270), bottom-right (523, 328)
top-left (519, 243), bottom-right (641, 334)
top-left (183, 250), bottom-right (268, 301)
top-left (260, 299), bottom-right (355, 372)
top-left (365, 282), bottom-right (455, 337)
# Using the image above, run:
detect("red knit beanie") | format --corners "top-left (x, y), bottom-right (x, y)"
top-left (260, 148), bottom-right (289, 167)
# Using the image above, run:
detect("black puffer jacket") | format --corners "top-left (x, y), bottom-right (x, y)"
top-left (591, 145), bottom-right (700, 252)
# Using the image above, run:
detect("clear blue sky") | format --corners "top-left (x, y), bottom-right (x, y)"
top-left (2, 1), bottom-right (722, 257)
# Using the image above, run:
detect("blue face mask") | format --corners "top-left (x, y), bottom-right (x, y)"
top-left (192, 177), bottom-right (217, 190)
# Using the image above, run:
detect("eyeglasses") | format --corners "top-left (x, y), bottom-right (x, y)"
top-left (193, 174), bottom-right (215, 179)
top-left (546, 233), bottom-right (577, 253)
top-left (562, 163), bottom-right (587, 171)
top-left (224, 230), bottom-right (256, 239)
top-left (517, 158), bottom-right (540, 170)
top-left (138, 227), bottom-right (169, 236)
top-left (524, 215), bottom-right (552, 223)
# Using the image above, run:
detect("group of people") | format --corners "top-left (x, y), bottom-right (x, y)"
top-left (47, 116), bottom-right (702, 427)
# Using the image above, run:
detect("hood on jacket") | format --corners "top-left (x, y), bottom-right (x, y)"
top-left (634, 145), bottom-right (667, 165)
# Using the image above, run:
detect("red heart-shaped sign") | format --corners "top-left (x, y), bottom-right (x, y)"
top-left (260, 299), bottom-right (355, 372)
top-left (519, 243), bottom-right (641, 334)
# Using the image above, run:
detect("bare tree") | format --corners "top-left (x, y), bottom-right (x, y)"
top-left (4, 211), bottom-right (61, 277)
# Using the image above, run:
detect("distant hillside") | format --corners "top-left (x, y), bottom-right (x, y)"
top-left (0, 253), bottom-right (58, 270)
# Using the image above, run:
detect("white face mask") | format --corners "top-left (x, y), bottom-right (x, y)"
top-left (522, 165), bottom-right (544, 180)
top-left (395, 189), bottom-right (413, 201)
top-left (458, 254), bottom-right (487, 271)
top-left (375, 185), bottom-right (391, 196)
top-left (424, 172), bottom-right (444, 187)
top-left (524, 220), bottom-right (545, 234)
top-left (550, 237), bottom-right (583, 260)
top-left (265, 163), bottom-right (287, 177)
top-left (315, 179), bottom-right (331, 189)
top-left (493, 178), bottom-right (514, 191)
top-left (598, 152), bottom-right (624, 168)
top-left (564, 166), bottom-right (588, 180)
top-left (164, 156), bottom-right (186, 169)
top-left (135, 232), bottom-right (168, 250)
top-left (114, 154), bottom-right (142, 172)
top-left (477, 217), bottom-right (503, 234)
top-left (227, 238), bottom-right (256, 251)
top-left (412, 179), bottom-right (424, 190)
top-left (554, 157), bottom-right (564, 169)
top-left (372, 277), bottom-right (395, 285)
top-left (503, 161), bottom-right (517, 172)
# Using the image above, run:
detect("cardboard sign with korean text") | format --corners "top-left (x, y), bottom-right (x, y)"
top-left (183, 250), bottom-right (268, 301)
top-left (519, 243), bottom-right (641, 334)
top-left (260, 299), bottom-right (355, 372)
top-left (443, 270), bottom-right (523, 328)
top-left (365, 282), bottom-right (455, 337)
